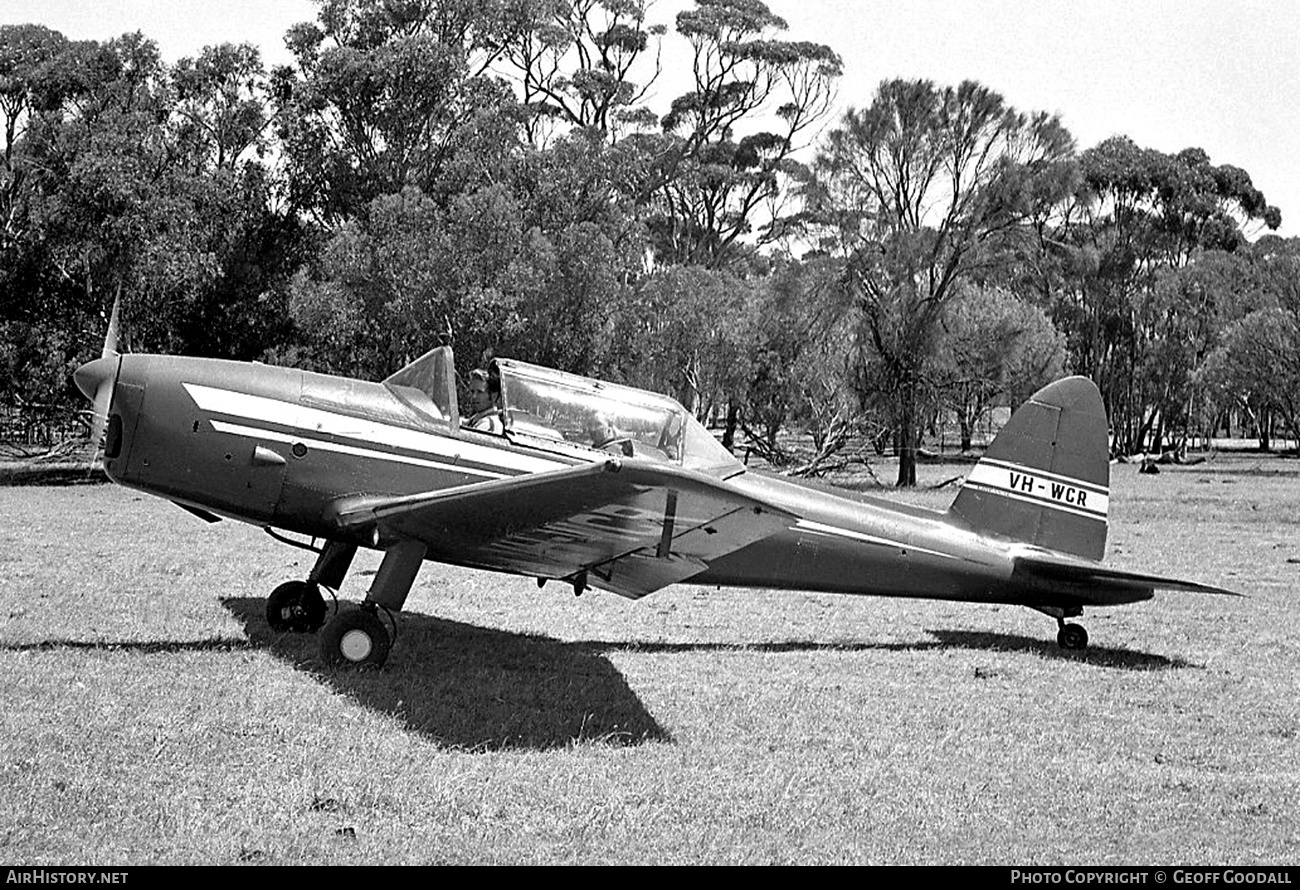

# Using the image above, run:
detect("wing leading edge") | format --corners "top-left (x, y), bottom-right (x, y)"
top-left (328, 460), bottom-right (798, 598)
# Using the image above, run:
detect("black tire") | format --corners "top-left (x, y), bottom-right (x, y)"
top-left (320, 608), bottom-right (391, 669)
top-left (266, 580), bottom-right (327, 633)
top-left (1057, 623), bottom-right (1089, 650)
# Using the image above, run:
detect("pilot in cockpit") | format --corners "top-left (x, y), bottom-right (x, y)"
top-left (586, 413), bottom-right (634, 456)
top-left (465, 368), bottom-right (504, 434)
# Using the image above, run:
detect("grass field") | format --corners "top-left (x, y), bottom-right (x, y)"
top-left (1, 453), bottom-right (1297, 864)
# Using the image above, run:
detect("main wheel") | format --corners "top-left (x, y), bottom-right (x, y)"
top-left (320, 608), bottom-right (391, 669)
top-left (266, 580), bottom-right (327, 633)
top-left (1057, 623), bottom-right (1089, 650)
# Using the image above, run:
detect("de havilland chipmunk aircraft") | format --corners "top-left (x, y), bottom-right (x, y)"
top-left (73, 340), bottom-right (1237, 668)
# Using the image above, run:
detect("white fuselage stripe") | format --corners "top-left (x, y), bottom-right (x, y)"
top-left (183, 382), bottom-right (567, 475)
top-left (209, 421), bottom-right (510, 479)
top-left (976, 458), bottom-right (1110, 497)
top-left (965, 459), bottom-right (1109, 519)
top-left (795, 519), bottom-right (960, 561)
top-left (962, 481), bottom-right (1107, 522)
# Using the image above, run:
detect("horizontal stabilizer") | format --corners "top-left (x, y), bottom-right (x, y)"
top-left (1013, 553), bottom-right (1241, 607)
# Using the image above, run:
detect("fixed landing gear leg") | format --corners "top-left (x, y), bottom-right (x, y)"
top-left (309, 540), bottom-right (357, 592)
top-left (320, 540), bottom-right (426, 669)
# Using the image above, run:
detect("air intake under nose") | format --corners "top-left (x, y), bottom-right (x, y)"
top-left (104, 414), bottom-right (124, 459)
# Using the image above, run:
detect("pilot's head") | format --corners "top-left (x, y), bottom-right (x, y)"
top-left (586, 413), bottom-right (616, 447)
top-left (467, 368), bottom-right (498, 415)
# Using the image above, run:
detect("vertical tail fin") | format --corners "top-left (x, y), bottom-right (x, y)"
top-left (948, 376), bottom-right (1110, 560)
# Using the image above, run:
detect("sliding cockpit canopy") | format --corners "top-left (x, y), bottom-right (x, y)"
top-left (381, 347), bottom-right (741, 476)
top-left (494, 358), bottom-right (741, 476)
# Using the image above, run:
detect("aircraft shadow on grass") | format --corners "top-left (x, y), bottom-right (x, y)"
top-left (586, 629), bottom-right (1197, 670)
top-left (922, 629), bottom-right (1198, 669)
top-left (5, 624), bottom-right (1195, 672)
top-left (222, 597), bottom-right (673, 752)
top-left (2, 637), bottom-right (250, 655)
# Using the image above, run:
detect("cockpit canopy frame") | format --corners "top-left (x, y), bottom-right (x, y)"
top-left (381, 347), bottom-right (741, 477)
top-left (492, 358), bottom-right (741, 476)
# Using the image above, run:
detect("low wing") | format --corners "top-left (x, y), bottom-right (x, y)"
top-left (329, 460), bottom-right (797, 598)
top-left (1013, 552), bottom-right (1242, 607)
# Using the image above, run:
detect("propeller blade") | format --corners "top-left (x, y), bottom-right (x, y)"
top-left (88, 375), bottom-right (114, 454)
top-left (79, 290), bottom-right (123, 464)
top-left (103, 290), bottom-right (121, 359)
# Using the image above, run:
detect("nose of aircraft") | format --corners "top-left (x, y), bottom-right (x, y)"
top-left (74, 356), bottom-right (117, 401)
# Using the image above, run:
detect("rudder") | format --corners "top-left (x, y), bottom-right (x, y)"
top-left (948, 376), bottom-right (1109, 560)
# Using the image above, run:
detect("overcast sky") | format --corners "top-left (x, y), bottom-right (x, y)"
top-left (3, 0), bottom-right (1296, 237)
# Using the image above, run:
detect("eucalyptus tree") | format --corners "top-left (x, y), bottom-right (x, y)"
top-left (935, 285), bottom-right (1065, 452)
top-left (0, 24), bottom-right (74, 412)
top-left (0, 31), bottom-right (161, 410)
top-left (0, 24), bottom-right (69, 256)
top-left (501, 0), bottom-right (842, 270)
top-left (285, 129), bottom-right (647, 380)
top-left (1056, 137), bottom-right (1281, 451)
top-left (171, 43), bottom-right (273, 173)
top-left (273, 0), bottom-right (539, 222)
top-left (0, 25), bottom-right (305, 422)
top-left (166, 43), bottom-right (309, 362)
top-left (11, 31), bottom-right (203, 357)
top-left (809, 78), bottom-right (1075, 486)
top-left (49, 37), bottom-right (300, 361)
top-left (639, 0), bottom-right (841, 269)
top-left (607, 259), bottom-right (827, 460)
top-left (1199, 309), bottom-right (1300, 453)
top-left (609, 264), bottom-right (757, 416)
top-left (1197, 238), bottom-right (1300, 452)
top-left (502, 0), bottom-right (666, 143)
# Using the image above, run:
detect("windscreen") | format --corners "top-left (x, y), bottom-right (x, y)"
top-left (382, 346), bottom-right (456, 424)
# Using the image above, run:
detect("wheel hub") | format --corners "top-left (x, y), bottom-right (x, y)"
top-left (339, 628), bottom-right (374, 662)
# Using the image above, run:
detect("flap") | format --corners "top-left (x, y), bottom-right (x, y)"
top-left (588, 498), bottom-right (792, 598)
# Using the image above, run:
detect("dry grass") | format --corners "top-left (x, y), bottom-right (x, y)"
top-left (1, 453), bottom-right (1297, 864)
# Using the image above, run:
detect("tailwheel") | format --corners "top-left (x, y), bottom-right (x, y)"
top-left (1057, 622), bottom-right (1089, 651)
top-left (267, 580), bottom-right (327, 633)
top-left (320, 607), bottom-right (391, 669)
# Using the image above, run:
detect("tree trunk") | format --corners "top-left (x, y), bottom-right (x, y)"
top-left (896, 380), bottom-right (918, 487)
top-left (721, 402), bottom-right (739, 453)
top-left (959, 407), bottom-right (973, 452)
